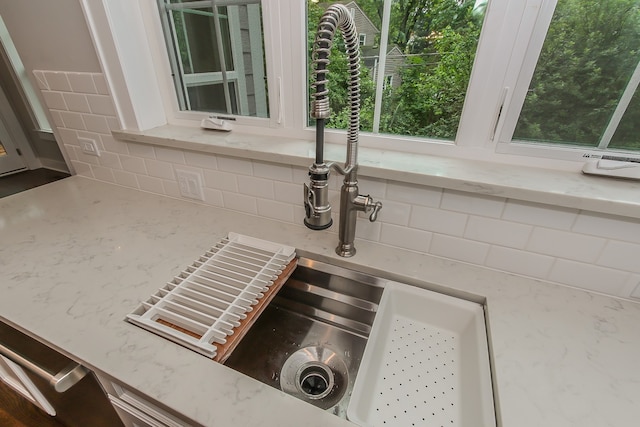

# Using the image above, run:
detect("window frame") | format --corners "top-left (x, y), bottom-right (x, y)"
top-left (81, 0), bottom-right (639, 172)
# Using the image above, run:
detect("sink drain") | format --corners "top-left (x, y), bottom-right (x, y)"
top-left (280, 346), bottom-right (348, 409)
top-left (298, 363), bottom-right (334, 399)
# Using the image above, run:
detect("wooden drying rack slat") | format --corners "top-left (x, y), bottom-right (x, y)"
top-left (155, 257), bottom-right (298, 363)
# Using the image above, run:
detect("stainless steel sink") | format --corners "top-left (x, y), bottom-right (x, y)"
top-left (224, 257), bottom-right (384, 418)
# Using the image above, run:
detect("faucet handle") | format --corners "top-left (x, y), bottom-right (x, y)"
top-left (368, 201), bottom-right (382, 222)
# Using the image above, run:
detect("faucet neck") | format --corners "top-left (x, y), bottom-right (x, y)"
top-left (310, 4), bottom-right (361, 167)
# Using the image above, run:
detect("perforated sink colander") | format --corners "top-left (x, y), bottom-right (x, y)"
top-left (374, 317), bottom-right (458, 426)
top-left (347, 282), bottom-right (496, 427)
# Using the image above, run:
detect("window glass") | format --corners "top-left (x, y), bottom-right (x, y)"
top-left (158, 0), bottom-right (268, 117)
top-left (307, 0), bottom-right (486, 141)
top-left (513, 0), bottom-right (640, 151)
top-left (609, 84), bottom-right (640, 150)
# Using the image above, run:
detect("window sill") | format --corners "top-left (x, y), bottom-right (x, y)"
top-left (114, 125), bottom-right (640, 219)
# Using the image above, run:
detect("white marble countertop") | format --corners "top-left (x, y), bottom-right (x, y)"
top-left (1, 176), bottom-right (639, 427)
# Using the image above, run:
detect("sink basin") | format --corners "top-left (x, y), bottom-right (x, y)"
top-left (224, 257), bottom-right (384, 418)
top-left (224, 256), bottom-right (496, 426)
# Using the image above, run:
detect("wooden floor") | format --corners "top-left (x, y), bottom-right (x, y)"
top-left (0, 168), bottom-right (70, 198)
top-left (0, 381), bottom-right (66, 427)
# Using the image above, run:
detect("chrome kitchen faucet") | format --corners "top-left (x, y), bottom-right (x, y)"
top-left (303, 4), bottom-right (382, 258)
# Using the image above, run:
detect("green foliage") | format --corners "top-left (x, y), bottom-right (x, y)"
top-left (514, 0), bottom-right (640, 148)
top-left (308, 0), bottom-right (482, 139)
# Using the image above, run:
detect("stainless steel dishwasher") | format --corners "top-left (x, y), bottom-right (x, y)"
top-left (0, 320), bottom-right (123, 426)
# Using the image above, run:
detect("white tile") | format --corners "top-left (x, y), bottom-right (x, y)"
top-left (223, 192), bottom-right (257, 215)
top-left (70, 160), bottom-right (93, 178)
top-left (98, 151), bottom-right (122, 170)
top-left (59, 111), bottom-right (85, 130)
top-left (354, 217), bottom-right (381, 241)
top-left (77, 150), bottom-right (99, 165)
top-left (621, 274), bottom-right (640, 299)
top-left (526, 227), bottom-right (606, 262)
top-left (597, 241), bottom-right (640, 274)
top-left (137, 175), bottom-right (164, 194)
top-left (162, 180), bottom-right (181, 199)
top-left (92, 74), bottom-right (110, 95)
top-left (144, 159), bottom-right (174, 180)
top-left (549, 259), bottom-right (630, 295)
top-left (237, 175), bottom-right (274, 199)
top-left (82, 114), bottom-right (111, 134)
top-left (376, 200), bottom-right (411, 226)
top-left (154, 146), bottom-right (185, 164)
top-left (203, 170), bottom-right (238, 192)
top-left (128, 143), bottom-right (156, 159)
top-left (100, 134), bottom-right (129, 155)
top-left (56, 128), bottom-right (79, 146)
top-left (409, 205), bottom-right (468, 237)
top-left (33, 71), bottom-right (49, 90)
top-left (41, 91), bottom-right (67, 110)
top-left (386, 181), bottom-right (442, 207)
top-left (573, 212), bottom-right (640, 244)
top-left (464, 216), bottom-right (532, 249)
top-left (113, 170), bottom-right (139, 189)
top-left (380, 223), bottom-right (432, 252)
top-left (485, 246), bottom-right (555, 279)
top-left (292, 166), bottom-right (310, 184)
top-left (185, 151), bottom-right (218, 170)
top-left (218, 156), bottom-right (253, 175)
top-left (62, 93), bottom-right (91, 113)
top-left (630, 277), bottom-right (640, 299)
top-left (257, 199), bottom-right (295, 223)
top-left (106, 116), bottom-right (121, 131)
top-left (49, 110), bottom-right (65, 128)
top-left (503, 200), bottom-right (578, 229)
top-left (253, 161), bottom-right (293, 182)
top-left (67, 72), bottom-right (97, 93)
top-left (293, 205), bottom-right (306, 225)
top-left (357, 176), bottom-right (387, 199)
top-left (43, 71), bottom-right (71, 91)
top-left (63, 144), bottom-right (77, 161)
top-left (274, 181), bottom-right (300, 204)
top-left (90, 165), bottom-right (115, 183)
top-left (86, 94), bottom-right (117, 116)
top-left (441, 190), bottom-right (505, 218)
top-left (203, 188), bottom-right (224, 207)
top-left (430, 234), bottom-right (489, 266)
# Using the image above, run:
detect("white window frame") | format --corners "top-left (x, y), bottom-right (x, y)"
top-left (158, 1), bottom-right (268, 117)
top-left (80, 0), bottom-right (637, 171)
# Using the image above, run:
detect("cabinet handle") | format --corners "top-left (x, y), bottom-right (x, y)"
top-left (0, 343), bottom-right (89, 393)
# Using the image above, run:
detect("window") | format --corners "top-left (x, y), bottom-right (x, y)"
top-left (358, 33), bottom-right (366, 46)
top-left (512, 0), bottom-right (640, 152)
top-left (307, 0), bottom-right (486, 141)
top-left (89, 0), bottom-right (640, 168)
top-left (157, 0), bottom-right (269, 118)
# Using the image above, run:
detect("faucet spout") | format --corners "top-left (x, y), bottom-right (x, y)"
top-left (304, 4), bottom-right (382, 257)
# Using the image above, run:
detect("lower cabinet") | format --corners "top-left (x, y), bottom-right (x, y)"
top-left (96, 375), bottom-right (196, 427)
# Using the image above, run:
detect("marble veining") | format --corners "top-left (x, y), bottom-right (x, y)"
top-left (1, 177), bottom-right (639, 427)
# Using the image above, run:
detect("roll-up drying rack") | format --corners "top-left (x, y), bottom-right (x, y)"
top-left (127, 233), bottom-right (297, 362)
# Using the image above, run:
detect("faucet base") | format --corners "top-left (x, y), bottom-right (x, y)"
top-left (305, 218), bottom-right (333, 231)
top-left (336, 243), bottom-right (356, 258)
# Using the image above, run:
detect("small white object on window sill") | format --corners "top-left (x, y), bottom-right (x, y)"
top-left (201, 116), bottom-right (232, 132)
top-left (582, 159), bottom-right (640, 180)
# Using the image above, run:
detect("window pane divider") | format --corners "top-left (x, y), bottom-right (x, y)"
top-left (372, 0), bottom-right (392, 134)
top-left (597, 59), bottom-right (640, 149)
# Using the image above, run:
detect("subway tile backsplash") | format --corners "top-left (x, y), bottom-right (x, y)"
top-left (38, 70), bottom-right (640, 301)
